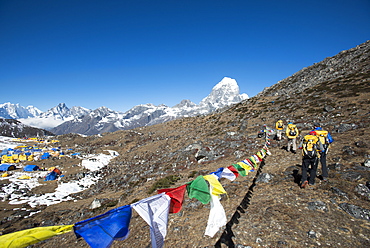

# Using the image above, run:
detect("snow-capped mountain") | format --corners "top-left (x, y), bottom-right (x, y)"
top-left (198, 77), bottom-right (249, 113)
top-left (49, 106), bottom-right (125, 135)
top-left (18, 103), bottom-right (90, 130)
top-left (1, 77), bottom-right (249, 135)
top-left (0, 102), bottom-right (42, 119)
top-left (38, 103), bottom-right (90, 120)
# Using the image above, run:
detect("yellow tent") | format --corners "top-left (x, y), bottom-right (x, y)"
top-left (2, 155), bottom-right (14, 163)
top-left (2, 172), bottom-right (10, 177)
top-left (18, 175), bottom-right (31, 180)
top-left (18, 154), bottom-right (27, 161)
top-left (27, 155), bottom-right (34, 161)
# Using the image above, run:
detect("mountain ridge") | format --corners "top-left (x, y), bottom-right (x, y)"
top-left (1, 77), bottom-right (248, 136)
top-left (259, 40), bottom-right (370, 98)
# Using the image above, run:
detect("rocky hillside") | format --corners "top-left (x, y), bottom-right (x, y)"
top-left (0, 41), bottom-right (369, 247)
top-left (259, 40), bottom-right (370, 98)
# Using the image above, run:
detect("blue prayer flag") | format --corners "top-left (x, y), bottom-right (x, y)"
top-left (210, 167), bottom-right (224, 179)
top-left (74, 205), bottom-right (132, 248)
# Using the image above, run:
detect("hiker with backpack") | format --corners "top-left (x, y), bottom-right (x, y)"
top-left (299, 133), bottom-right (325, 188)
top-left (311, 123), bottom-right (334, 181)
top-left (275, 120), bottom-right (284, 141)
top-left (285, 122), bottom-right (299, 153)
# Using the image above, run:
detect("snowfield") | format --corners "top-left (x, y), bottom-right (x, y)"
top-left (0, 136), bottom-right (118, 208)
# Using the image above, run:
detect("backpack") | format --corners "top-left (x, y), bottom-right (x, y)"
top-left (276, 120), bottom-right (284, 130)
top-left (302, 135), bottom-right (319, 158)
top-left (314, 130), bottom-right (329, 146)
top-left (288, 125), bottom-right (297, 136)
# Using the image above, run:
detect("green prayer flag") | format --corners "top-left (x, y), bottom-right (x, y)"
top-left (232, 163), bottom-right (246, 176)
top-left (186, 175), bottom-right (211, 204)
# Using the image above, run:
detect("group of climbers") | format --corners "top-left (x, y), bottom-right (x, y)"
top-left (273, 120), bottom-right (334, 189)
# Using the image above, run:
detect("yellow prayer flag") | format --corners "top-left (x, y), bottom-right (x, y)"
top-left (0, 225), bottom-right (74, 248)
top-left (237, 162), bottom-right (252, 174)
top-left (203, 175), bottom-right (227, 196)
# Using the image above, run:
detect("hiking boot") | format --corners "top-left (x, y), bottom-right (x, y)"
top-left (319, 175), bottom-right (328, 181)
top-left (301, 181), bottom-right (308, 189)
top-left (308, 183), bottom-right (316, 189)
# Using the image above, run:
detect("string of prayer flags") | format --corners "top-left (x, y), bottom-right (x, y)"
top-left (204, 185), bottom-right (227, 237)
top-left (0, 224), bottom-right (74, 248)
top-left (74, 205), bottom-right (132, 248)
top-left (186, 175), bottom-right (211, 204)
top-left (157, 184), bottom-right (187, 214)
top-left (132, 193), bottom-right (171, 248)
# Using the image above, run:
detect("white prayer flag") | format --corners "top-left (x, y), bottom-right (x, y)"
top-left (220, 167), bottom-right (236, 181)
top-left (132, 193), bottom-right (171, 248)
top-left (204, 185), bottom-right (227, 237)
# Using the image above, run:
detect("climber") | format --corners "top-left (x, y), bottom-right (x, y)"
top-left (275, 120), bottom-right (284, 141)
top-left (285, 122), bottom-right (299, 153)
top-left (311, 123), bottom-right (334, 181)
top-left (299, 133), bottom-right (325, 188)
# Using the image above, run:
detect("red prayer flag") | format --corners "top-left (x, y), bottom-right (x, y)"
top-left (157, 184), bottom-right (187, 213)
top-left (227, 165), bottom-right (239, 178)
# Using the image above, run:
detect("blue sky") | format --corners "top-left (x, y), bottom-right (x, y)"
top-left (1, 0), bottom-right (369, 112)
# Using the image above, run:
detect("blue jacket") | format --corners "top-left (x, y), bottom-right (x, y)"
top-left (313, 127), bottom-right (334, 143)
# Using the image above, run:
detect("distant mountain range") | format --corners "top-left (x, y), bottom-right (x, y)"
top-left (0, 77), bottom-right (249, 136)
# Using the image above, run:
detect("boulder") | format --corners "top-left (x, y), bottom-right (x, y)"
top-left (256, 173), bottom-right (274, 183)
top-left (354, 184), bottom-right (370, 201)
top-left (339, 203), bottom-right (370, 221)
top-left (307, 201), bottom-right (329, 212)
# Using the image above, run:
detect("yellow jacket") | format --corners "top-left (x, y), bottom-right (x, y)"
top-left (286, 124), bottom-right (299, 139)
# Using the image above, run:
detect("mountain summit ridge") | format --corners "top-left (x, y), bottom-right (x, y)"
top-left (1, 77), bottom-right (248, 135)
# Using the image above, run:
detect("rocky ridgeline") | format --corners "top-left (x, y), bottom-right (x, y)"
top-left (259, 40), bottom-right (370, 98)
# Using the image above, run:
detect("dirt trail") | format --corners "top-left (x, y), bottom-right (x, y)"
top-left (213, 137), bottom-right (370, 247)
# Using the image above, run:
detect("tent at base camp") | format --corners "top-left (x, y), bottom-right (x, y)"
top-left (23, 164), bottom-right (40, 171)
top-left (0, 164), bottom-right (16, 172)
